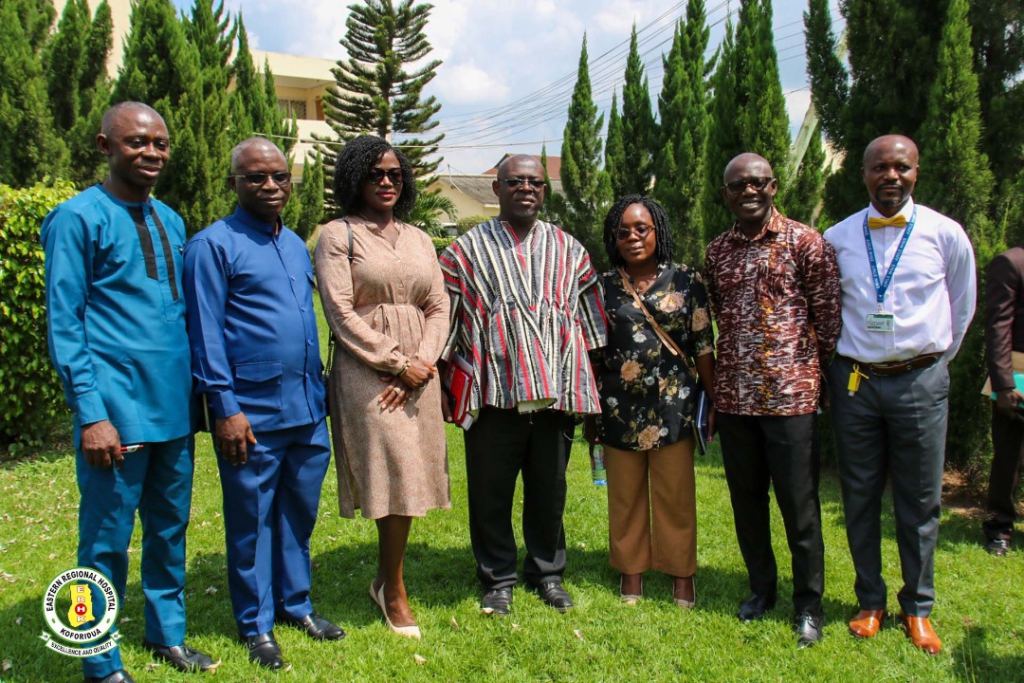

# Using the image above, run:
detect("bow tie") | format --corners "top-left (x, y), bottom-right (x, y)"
top-left (867, 214), bottom-right (908, 229)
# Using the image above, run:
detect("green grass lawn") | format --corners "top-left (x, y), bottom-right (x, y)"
top-left (1, 428), bottom-right (1022, 682)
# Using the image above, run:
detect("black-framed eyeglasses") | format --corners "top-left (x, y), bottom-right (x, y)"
top-left (498, 177), bottom-right (546, 190)
top-left (613, 224), bottom-right (654, 242)
top-left (366, 168), bottom-right (404, 184)
top-left (233, 172), bottom-right (292, 186)
top-left (724, 176), bottom-right (773, 194)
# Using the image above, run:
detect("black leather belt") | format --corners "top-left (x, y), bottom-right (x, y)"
top-left (840, 353), bottom-right (943, 377)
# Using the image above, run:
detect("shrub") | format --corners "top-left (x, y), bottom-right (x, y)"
top-left (432, 236), bottom-right (455, 256)
top-left (0, 181), bottom-right (78, 451)
top-left (455, 214), bottom-right (490, 234)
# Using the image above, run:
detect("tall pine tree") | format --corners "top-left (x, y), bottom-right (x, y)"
top-left (321, 0), bottom-right (443, 178)
top-left (805, 0), bottom-right (949, 223)
top-left (556, 34), bottom-right (611, 269)
top-left (703, 18), bottom-right (739, 239)
top-left (183, 0), bottom-right (235, 223)
top-left (114, 0), bottom-right (209, 233)
top-left (604, 92), bottom-right (626, 197)
top-left (43, 0), bottom-right (113, 186)
top-left (292, 150), bottom-right (325, 240)
top-left (917, 0), bottom-right (998, 470)
top-left (0, 0), bottom-right (67, 186)
top-left (735, 0), bottom-right (791, 207)
top-left (229, 16), bottom-right (297, 155)
top-left (784, 122), bottom-right (827, 227)
top-left (619, 23), bottom-right (655, 195)
top-left (655, 1), bottom-right (713, 265)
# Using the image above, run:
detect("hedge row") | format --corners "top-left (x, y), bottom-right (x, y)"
top-left (0, 182), bottom-right (78, 450)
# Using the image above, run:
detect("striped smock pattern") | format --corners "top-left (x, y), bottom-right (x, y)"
top-left (439, 218), bottom-right (609, 414)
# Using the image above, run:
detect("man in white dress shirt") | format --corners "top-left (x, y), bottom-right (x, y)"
top-left (823, 134), bottom-right (976, 656)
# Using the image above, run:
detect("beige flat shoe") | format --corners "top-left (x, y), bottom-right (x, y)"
top-left (674, 575), bottom-right (696, 610)
top-left (620, 574), bottom-right (642, 605)
top-left (369, 582), bottom-right (421, 639)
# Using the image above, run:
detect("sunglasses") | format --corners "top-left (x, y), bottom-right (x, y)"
top-left (613, 224), bottom-right (654, 242)
top-left (233, 172), bottom-right (292, 186)
top-left (367, 168), bottom-right (404, 184)
top-left (499, 177), bottom-right (546, 189)
top-left (724, 176), bottom-right (773, 194)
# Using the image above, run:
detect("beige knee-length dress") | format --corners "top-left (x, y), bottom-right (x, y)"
top-left (314, 216), bottom-right (451, 519)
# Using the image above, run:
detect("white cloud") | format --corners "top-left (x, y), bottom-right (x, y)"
top-left (433, 62), bottom-right (510, 105)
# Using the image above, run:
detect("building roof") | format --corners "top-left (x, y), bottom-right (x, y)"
top-left (483, 154), bottom-right (561, 180)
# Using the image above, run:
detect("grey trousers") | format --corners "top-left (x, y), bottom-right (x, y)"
top-left (827, 355), bottom-right (949, 617)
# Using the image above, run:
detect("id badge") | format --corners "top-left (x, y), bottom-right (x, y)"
top-left (866, 313), bottom-right (894, 332)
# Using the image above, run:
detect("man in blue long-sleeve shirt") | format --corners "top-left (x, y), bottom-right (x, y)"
top-left (182, 138), bottom-right (342, 671)
top-left (42, 102), bottom-right (217, 683)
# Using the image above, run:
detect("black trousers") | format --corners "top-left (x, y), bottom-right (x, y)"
top-left (984, 403), bottom-right (1024, 541)
top-left (717, 412), bottom-right (824, 615)
top-left (463, 407), bottom-right (575, 590)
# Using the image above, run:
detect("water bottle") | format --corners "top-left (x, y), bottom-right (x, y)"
top-left (591, 440), bottom-right (607, 486)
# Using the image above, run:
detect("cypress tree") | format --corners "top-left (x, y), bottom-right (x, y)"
top-left (43, 0), bottom-right (87, 138)
top-left (604, 92), bottom-right (626, 198)
top-left (784, 122), bottom-right (827, 227)
top-left (43, 0), bottom-right (112, 186)
top-left (735, 0), bottom-right (790, 201)
top-left (75, 1), bottom-right (114, 186)
top-left (655, 1), bottom-right (713, 265)
top-left (703, 18), bottom-right (739, 239)
top-left (619, 23), bottom-right (655, 195)
top-left (229, 17), bottom-right (297, 156)
top-left (113, 0), bottom-right (208, 233)
top-left (558, 34), bottom-right (611, 269)
top-left (917, 0), bottom-right (998, 470)
top-left (803, 0), bottom-right (848, 151)
top-left (805, 0), bottom-right (950, 222)
top-left (184, 1), bottom-right (236, 223)
top-left (321, 0), bottom-right (443, 177)
top-left (292, 150), bottom-right (325, 241)
top-left (0, 0), bottom-right (67, 186)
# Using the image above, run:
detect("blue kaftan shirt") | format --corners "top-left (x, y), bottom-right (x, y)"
top-left (42, 184), bottom-right (192, 444)
top-left (182, 206), bottom-right (326, 432)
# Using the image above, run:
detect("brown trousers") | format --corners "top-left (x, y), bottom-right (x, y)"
top-left (604, 439), bottom-right (697, 577)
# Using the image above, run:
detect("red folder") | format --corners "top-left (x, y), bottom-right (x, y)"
top-left (444, 354), bottom-right (475, 430)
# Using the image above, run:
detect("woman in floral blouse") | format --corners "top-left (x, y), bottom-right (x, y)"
top-left (591, 194), bottom-right (716, 608)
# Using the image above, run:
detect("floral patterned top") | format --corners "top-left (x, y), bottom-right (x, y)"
top-left (595, 263), bottom-right (715, 451)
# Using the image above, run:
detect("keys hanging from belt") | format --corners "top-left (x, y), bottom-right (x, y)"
top-left (848, 364), bottom-right (870, 396)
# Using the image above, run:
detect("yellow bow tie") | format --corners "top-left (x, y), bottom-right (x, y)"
top-left (867, 215), bottom-right (908, 229)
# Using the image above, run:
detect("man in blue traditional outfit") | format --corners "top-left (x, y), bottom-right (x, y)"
top-left (43, 102), bottom-right (217, 683)
top-left (182, 138), bottom-right (342, 671)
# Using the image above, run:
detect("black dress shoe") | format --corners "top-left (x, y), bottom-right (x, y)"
top-left (481, 586), bottom-right (513, 615)
top-left (987, 538), bottom-right (1010, 556)
top-left (737, 593), bottom-right (777, 622)
top-left (532, 581), bottom-right (574, 613)
top-left (143, 641), bottom-right (219, 672)
top-left (240, 631), bottom-right (290, 671)
top-left (84, 670), bottom-right (135, 683)
top-left (794, 612), bottom-right (823, 649)
top-left (277, 611), bottom-right (346, 641)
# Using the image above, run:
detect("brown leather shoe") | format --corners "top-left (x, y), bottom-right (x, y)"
top-left (900, 614), bottom-right (942, 655)
top-left (848, 609), bottom-right (885, 638)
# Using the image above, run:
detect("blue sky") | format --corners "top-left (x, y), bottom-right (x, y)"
top-left (171, 0), bottom-right (845, 174)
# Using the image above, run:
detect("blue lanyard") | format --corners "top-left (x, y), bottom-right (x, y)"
top-left (862, 207), bottom-right (917, 307)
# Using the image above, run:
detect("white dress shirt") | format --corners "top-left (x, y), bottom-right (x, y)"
top-left (823, 199), bottom-right (977, 363)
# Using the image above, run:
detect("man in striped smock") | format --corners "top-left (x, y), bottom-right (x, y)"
top-left (439, 155), bottom-right (608, 616)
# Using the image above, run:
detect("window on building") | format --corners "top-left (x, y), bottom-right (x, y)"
top-left (277, 99), bottom-right (308, 120)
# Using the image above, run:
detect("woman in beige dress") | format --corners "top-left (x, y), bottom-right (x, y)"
top-left (314, 135), bottom-right (450, 639)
